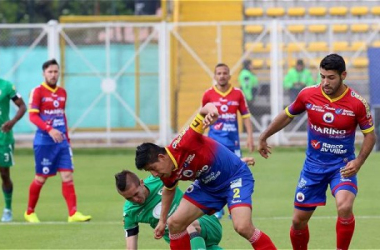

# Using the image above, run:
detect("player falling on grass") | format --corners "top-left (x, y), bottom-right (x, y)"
top-left (0, 79), bottom-right (26, 222)
top-left (135, 102), bottom-right (276, 250)
top-left (115, 170), bottom-right (223, 250)
top-left (258, 54), bottom-right (376, 250)
top-left (202, 63), bottom-right (254, 219)
top-left (24, 59), bottom-right (91, 223)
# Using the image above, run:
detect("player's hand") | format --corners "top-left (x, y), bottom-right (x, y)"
top-left (340, 159), bottom-right (363, 178)
top-left (154, 220), bottom-right (166, 240)
top-left (241, 157), bottom-right (255, 166)
top-left (48, 128), bottom-right (64, 143)
top-left (202, 112), bottom-right (218, 129)
top-left (1, 120), bottom-right (16, 133)
top-left (257, 139), bottom-right (271, 159)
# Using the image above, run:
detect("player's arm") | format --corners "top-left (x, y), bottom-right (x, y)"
top-left (155, 186), bottom-right (176, 239)
top-left (341, 130), bottom-right (376, 178)
top-left (258, 110), bottom-right (293, 158)
top-left (125, 226), bottom-right (139, 250)
top-left (243, 116), bottom-right (254, 152)
top-left (1, 95), bottom-right (26, 132)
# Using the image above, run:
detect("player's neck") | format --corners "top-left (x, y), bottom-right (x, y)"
top-left (329, 84), bottom-right (347, 99)
top-left (216, 83), bottom-right (231, 93)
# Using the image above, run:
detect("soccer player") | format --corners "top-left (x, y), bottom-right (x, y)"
top-left (25, 59), bottom-right (91, 223)
top-left (135, 102), bottom-right (276, 250)
top-left (0, 78), bottom-right (26, 222)
top-left (202, 63), bottom-right (254, 219)
top-left (115, 170), bottom-right (223, 250)
top-left (258, 54), bottom-right (376, 250)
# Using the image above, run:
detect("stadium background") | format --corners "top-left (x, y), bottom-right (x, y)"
top-left (1, 0), bottom-right (380, 148)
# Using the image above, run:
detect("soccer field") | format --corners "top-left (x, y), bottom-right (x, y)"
top-left (1, 148), bottom-right (379, 249)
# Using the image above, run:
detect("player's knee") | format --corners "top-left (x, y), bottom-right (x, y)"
top-left (336, 202), bottom-right (353, 216)
top-left (233, 221), bottom-right (254, 239)
top-left (167, 216), bottom-right (188, 233)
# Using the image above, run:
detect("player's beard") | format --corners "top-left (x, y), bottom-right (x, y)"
top-left (46, 78), bottom-right (58, 87)
top-left (324, 78), bottom-right (343, 96)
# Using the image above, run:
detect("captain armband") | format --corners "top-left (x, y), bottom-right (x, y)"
top-left (125, 226), bottom-right (139, 237)
top-left (190, 114), bottom-right (205, 134)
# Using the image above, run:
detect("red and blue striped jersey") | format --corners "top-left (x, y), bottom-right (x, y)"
top-left (285, 84), bottom-right (374, 166)
top-left (202, 85), bottom-right (250, 149)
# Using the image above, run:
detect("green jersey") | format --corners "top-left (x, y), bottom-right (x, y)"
top-left (0, 79), bottom-right (18, 145)
top-left (123, 175), bottom-right (183, 243)
top-left (238, 69), bottom-right (258, 101)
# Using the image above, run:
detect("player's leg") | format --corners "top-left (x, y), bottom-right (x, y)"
top-left (25, 144), bottom-right (57, 222)
top-left (168, 198), bottom-right (204, 250)
top-left (290, 208), bottom-right (314, 250)
top-left (58, 144), bottom-right (91, 222)
top-left (228, 166), bottom-right (276, 249)
top-left (197, 215), bottom-right (223, 249)
top-left (0, 144), bottom-right (14, 222)
top-left (331, 168), bottom-right (357, 250)
top-left (186, 219), bottom-right (207, 250)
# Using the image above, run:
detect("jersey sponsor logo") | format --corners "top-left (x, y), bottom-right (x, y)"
top-left (52, 118), bottom-right (65, 127)
top-left (230, 178), bottom-right (242, 189)
top-left (351, 91), bottom-right (371, 118)
top-left (231, 199), bottom-right (242, 204)
top-left (222, 123), bottom-right (237, 132)
top-left (310, 124), bottom-right (346, 135)
top-left (158, 189), bottom-right (163, 195)
top-left (323, 112), bottom-right (334, 123)
top-left (183, 154), bottom-right (195, 168)
top-left (227, 101), bottom-right (239, 106)
top-left (195, 165), bottom-right (210, 178)
top-left (172, 127), bottom-right (188, 149)
top-left (298, 178), bottom-right (307, 188)
top-left (306, 103), bottom-right (312, 109)
top-left (296, 192), bottom-right (305, 202)
top-left (220, 113), bottom-right (237, 121)
top-left (311, 140), bottom-right (321, 149)
top-left (220, 104), bottom-right (228, 112)
top-left (43, 109), bottom-right (64, 115)
top-left (42, 97), bottom-right (54, 102)
top-left (320, 142), bottom-right (347, 154)
top-left (219, 98), bottom-right (228, 103)
top-left (41, 158), bottom-right (52, 166)
top-left (202, 171), bottom-right (221, 184)
top-left (335, 108), bottom-right (343, 115)
top-left (213, 122), bottom-right (223, 130)
top-left (152, 202), bottom-right (162, 219)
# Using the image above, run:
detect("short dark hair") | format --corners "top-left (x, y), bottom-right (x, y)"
top-left (243, 60), bottom-right (251, 69)
top-left (42, 59), bottom-right (59, 71)
top-left (320, 54), bottom-right (346, 75)
top-left (296, 59), bottom-right (304, 66)
top-left (214, 63), bottom-right (230, 73)
top-left (114, 170), bottom-right (140, 192)
top-left (135, 142), bottom-right (166, 170)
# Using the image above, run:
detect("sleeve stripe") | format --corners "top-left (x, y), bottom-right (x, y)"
top-left (241, 113), bottom-right (251, 119)
top-left (285, 107), bottom-right (296, 118)
top-left (362, 126), bottom-right (374, 134)
top-left (190, 114), bottom-right (205, 134)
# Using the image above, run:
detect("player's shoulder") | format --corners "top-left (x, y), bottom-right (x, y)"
top-left (346, 87), bottom-right (370, 108)
top-left (144, 175), bottom-right (163, 188)
top-left (299, 84), bottom-right (320, 96)
top-left (0, 79), bottom-right (14, 90)
top-left (203, 86), bottom-right (215, 95)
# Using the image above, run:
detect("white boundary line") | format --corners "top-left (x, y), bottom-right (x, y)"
top-left (1, 215), bottom-right (380, 226)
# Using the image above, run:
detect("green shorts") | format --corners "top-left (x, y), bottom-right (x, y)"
top-left (198, 215), bottom-right (223, 249)
top-left (0, 144), bottom-right (14, 167)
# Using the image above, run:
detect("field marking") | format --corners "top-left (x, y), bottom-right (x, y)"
top-left (2, 215), bottom-right (380, 226)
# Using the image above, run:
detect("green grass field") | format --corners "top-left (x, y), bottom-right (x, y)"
top-left (1, 147), bottom-right (379, 249)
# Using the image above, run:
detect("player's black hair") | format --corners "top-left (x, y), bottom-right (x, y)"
top-left (320, 54), bottom-right (346, 75)
top-left (42, 59), bottom-right (59, 71)
top-left (135, 142), bottom-right (166, 170)
top-left (243, 59), bottom-right (251, 70)
top-left (114, 170), bottom-right (140, 192)
top-left (214, 63), bottom-right (230, 73)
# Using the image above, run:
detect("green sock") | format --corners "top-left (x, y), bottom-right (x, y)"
top-left (190, 232), bottom-right (206, 250)
top-left (3, 187), bottom-right (12, 210)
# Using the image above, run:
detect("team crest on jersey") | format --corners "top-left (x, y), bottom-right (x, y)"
top-left (182, 170), bottom-right (193, 178)
top-left (186, 185), bottom-right (194, 193)
top-left (220, 104), bottom-right (228, 112)
top-left (322, 112), bottom-right (334, 123)
top-left (53, 100), bottom-right (60, 107)
top-left (296, 192), bottom-right (305, 202)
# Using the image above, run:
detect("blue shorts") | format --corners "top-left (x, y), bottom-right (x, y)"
top-left (34, 142), bottom-right (73, 176)
top-left (294, 163), bottom-right (357, 209)
top-left (184, 165), bottom-right (254, 215)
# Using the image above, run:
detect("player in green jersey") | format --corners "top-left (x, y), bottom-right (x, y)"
top-left (115, 170), bottom-right (223, 250)
top-left (0, 78), bottom-right (26, 222)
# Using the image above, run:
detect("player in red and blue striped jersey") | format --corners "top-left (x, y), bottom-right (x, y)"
top-left (258, 54), bottom-right (376, 250)
top-left (202, 63), bottom-right (254, 219)
top-left (135, 103), bottom-right (276, 250)
top-left (25, 59), bottom-right (91, 223)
